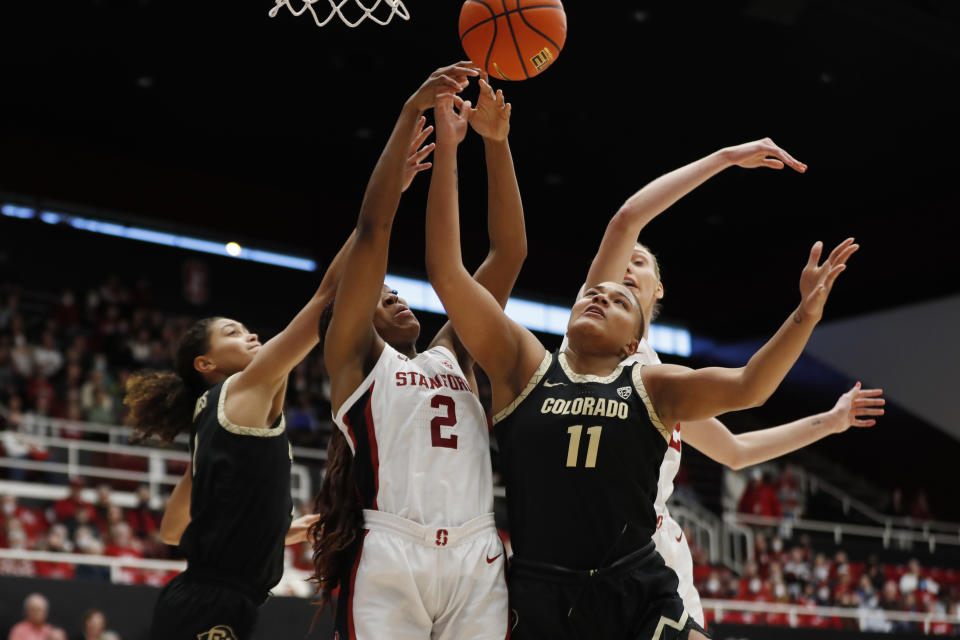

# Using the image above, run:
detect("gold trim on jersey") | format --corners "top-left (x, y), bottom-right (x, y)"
top-left (217, 373), bottom-right (287, 437)
top-left (652, 609), bottom-right (689, 640)
top-left (632, 364), bottom-right (671, 442)
top-left (558, 352), bottom-right (624, 384)
top-left (493, 351), bottom-right (552, 424)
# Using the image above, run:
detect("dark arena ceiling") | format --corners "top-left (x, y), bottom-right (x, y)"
top-left (2, 0), bottom-right (959, 342)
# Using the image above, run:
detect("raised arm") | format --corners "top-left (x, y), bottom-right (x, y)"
top-left (586, 138), bottom-right (807, 287)
top-left (324, 64), bottom-right (478, 409)
top-left (683, 383), bottom-right (885, 470)
top-left (429, 77), bottom-right (527, 363)
top-left (643, 238), bottom-right (858, 425)
top-left (425, 93), bottom-right (544, 407)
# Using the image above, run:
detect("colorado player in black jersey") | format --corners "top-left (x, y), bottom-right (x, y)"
top-left (425, 93), bottom-right (860, 639)
top-left (122, 110), bottom-right (440, 639)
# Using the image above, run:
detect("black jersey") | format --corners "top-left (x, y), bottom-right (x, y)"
top-left (178, 373), bottom-right (293, 596)
top-left (493, 351), bottom-right (672, 570)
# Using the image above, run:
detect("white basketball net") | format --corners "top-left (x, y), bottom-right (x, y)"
top-left (268, 0), bottom-right (410, 28)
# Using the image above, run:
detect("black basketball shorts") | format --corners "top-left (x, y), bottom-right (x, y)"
top-left (507, 540), bottom-right (710, 640)
top-left (149, 571), bottom-right (265, 640)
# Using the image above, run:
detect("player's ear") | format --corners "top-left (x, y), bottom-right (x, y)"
top-left (194, 354), bottom-right (216, 375)
top-left (655, 281), bottom-right (664, 300)
top-left (620, 338), bottom-right (639, 361)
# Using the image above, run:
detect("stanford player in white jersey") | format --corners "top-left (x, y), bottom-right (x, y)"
top-left (314, 65), bottom-right (524, 640)
top-left (576, 140), bottom-right (884, 626)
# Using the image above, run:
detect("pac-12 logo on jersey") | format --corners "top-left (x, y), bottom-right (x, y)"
top-left (197, 625), bottom-right (237, 640)
top-left (617, 386), bottom-right (632, 399)
top-left (440, 360), bottom-right (455, 371)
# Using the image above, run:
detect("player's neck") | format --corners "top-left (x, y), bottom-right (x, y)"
top-left (560, 347), bottom-right (622, 378)
top-left (394, 342), bottom-right (417, 359)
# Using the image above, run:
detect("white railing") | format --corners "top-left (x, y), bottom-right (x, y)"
top-left (0, 431), bottom-right (314, 506)
top-left (0, 548), bottom-right (185, 584)
top-left (728, 513), bottom-right (960, 553)
top-left (702, 598), bottom-right (959, 634)
top-left (16, 412), bottom-right (330, 462)
top-left (796, 467), bottom-right (960, 537)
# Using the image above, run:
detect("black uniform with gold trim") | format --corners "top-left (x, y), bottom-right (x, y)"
top-left (494, 351), bottom-right (708, 640)
top-left (149, 373), bottom-right (293, 640)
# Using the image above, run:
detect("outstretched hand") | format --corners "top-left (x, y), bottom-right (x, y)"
top-left (723, 138), bottom-right (807, 173)
top-left (469, 75), bottom-right (512, 141)
top-left (798, 237), bottom-right (858, 320)
top-left (401, 116), bottom-right (435, 192)
top-left (407, 61), bottom-right (480, 113)
top-left (827, 382), bottom-right (885, 433)
top-left (434, 93), bottom-right (472, 146)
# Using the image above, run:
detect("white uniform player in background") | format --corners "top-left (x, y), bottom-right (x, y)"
top-left (568, 138), bottom-right (884, 626)
top-left (315, 64), bottom-right (526, 639)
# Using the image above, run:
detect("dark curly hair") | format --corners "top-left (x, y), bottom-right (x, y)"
top-left (124, 317), bottom-right (219, 444)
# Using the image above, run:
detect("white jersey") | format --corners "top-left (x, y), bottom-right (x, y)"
top-left (561, 288), bottom-right (704, 625)
top-left (333, 342), bottom-right (493, 527)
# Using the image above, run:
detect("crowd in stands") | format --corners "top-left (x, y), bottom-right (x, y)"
top-left (0, 276), bottom-right (335, 461)
top-left (6, 592), bottom-right (119, 640)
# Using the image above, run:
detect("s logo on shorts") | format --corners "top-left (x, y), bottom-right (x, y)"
top-left (197, 625), bottom-right (238, 640)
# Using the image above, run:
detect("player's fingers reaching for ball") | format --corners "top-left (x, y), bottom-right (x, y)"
top-left (413, 143), bottom-right (436, 163)
top-left (825, 237), bottom-right (856, 266)
top-left (805, 241), bottom-right (824, 270)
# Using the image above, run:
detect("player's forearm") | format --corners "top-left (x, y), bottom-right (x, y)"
top-left (730, 412), bottom-right (837, 470)
top-left (483, 137), bottom-right (527, 266)
top-left (738, 306), bottom-right (819, 407)
top-left (425, 144), bottom-right (472, 290)
top-left (160, 471), bottom-right (192, 546)
top-left (587, 149), bottom-right (731, 285)
top-left (356, 104), bottom-right (422, 237)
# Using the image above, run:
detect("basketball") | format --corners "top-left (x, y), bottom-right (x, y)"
top-left (459, 0), bottom-right (567, 81)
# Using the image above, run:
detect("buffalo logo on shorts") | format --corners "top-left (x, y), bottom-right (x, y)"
top-left (617, 386), bottom-right (632, 400)
top-left (197, 625), bottom-right (237, 640)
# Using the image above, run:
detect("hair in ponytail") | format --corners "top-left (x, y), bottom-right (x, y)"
top-left (124, 317), bottom-right (219, 443)
top-left (309, 427), bottom-right (362, 611)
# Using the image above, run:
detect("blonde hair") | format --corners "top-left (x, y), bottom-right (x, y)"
top-left (634, 242), bottom-right (662, 321)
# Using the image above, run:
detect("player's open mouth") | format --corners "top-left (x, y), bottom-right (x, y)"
top-left (395, 307), bottom-right (413, 319)
top-left (584, 305), bottom-right (605, 319)
top-left (622, 276), bottom-right (637, 288)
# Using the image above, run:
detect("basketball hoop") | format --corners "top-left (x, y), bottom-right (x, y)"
top-left (268, 0), bottom-right (410, 28)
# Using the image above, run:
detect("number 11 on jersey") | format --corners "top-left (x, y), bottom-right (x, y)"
top-left (566, 425), bottom-right (602, 468)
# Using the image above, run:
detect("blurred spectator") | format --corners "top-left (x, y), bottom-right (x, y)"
top-left (776, 464), bottom-right (802, 518)
top-left (703, 570), bottom-right (724, 598)
top-left (127, 484), bottom-right (161, 539)
top-left (890, 487), bottom-right (907, 518)
top-left (7, 593), bottom-right (66, 640)
top-left (737, 468), bottom-right (782, 518)
top-left (72, 609), bottom-right (105, 640)
top-left (1, 494), bottom-right (47, 543)
top-left (50, 478), bottom-right (97, 528)
top-left (900, 558), bottom-right (922, 595)
top-left (909, 489), bottom-right (933, 521)
top-left (783, 546), bottom-right (811, 598)
top-left (811, 552), bottom-right (831, 586)
top-left (33, 332), bottom-right (64, 380)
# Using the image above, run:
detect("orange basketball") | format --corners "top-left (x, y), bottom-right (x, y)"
top-left (459, 0), bottom-right (567, 81)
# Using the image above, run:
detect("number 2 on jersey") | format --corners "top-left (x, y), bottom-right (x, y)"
top-left (430, 395), bottom-right (458, 449)
top-left (566, 425), bottom-right (602, 467)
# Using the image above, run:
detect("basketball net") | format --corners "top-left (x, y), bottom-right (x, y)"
top-left (268, 0), bottom-right (410, 28)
